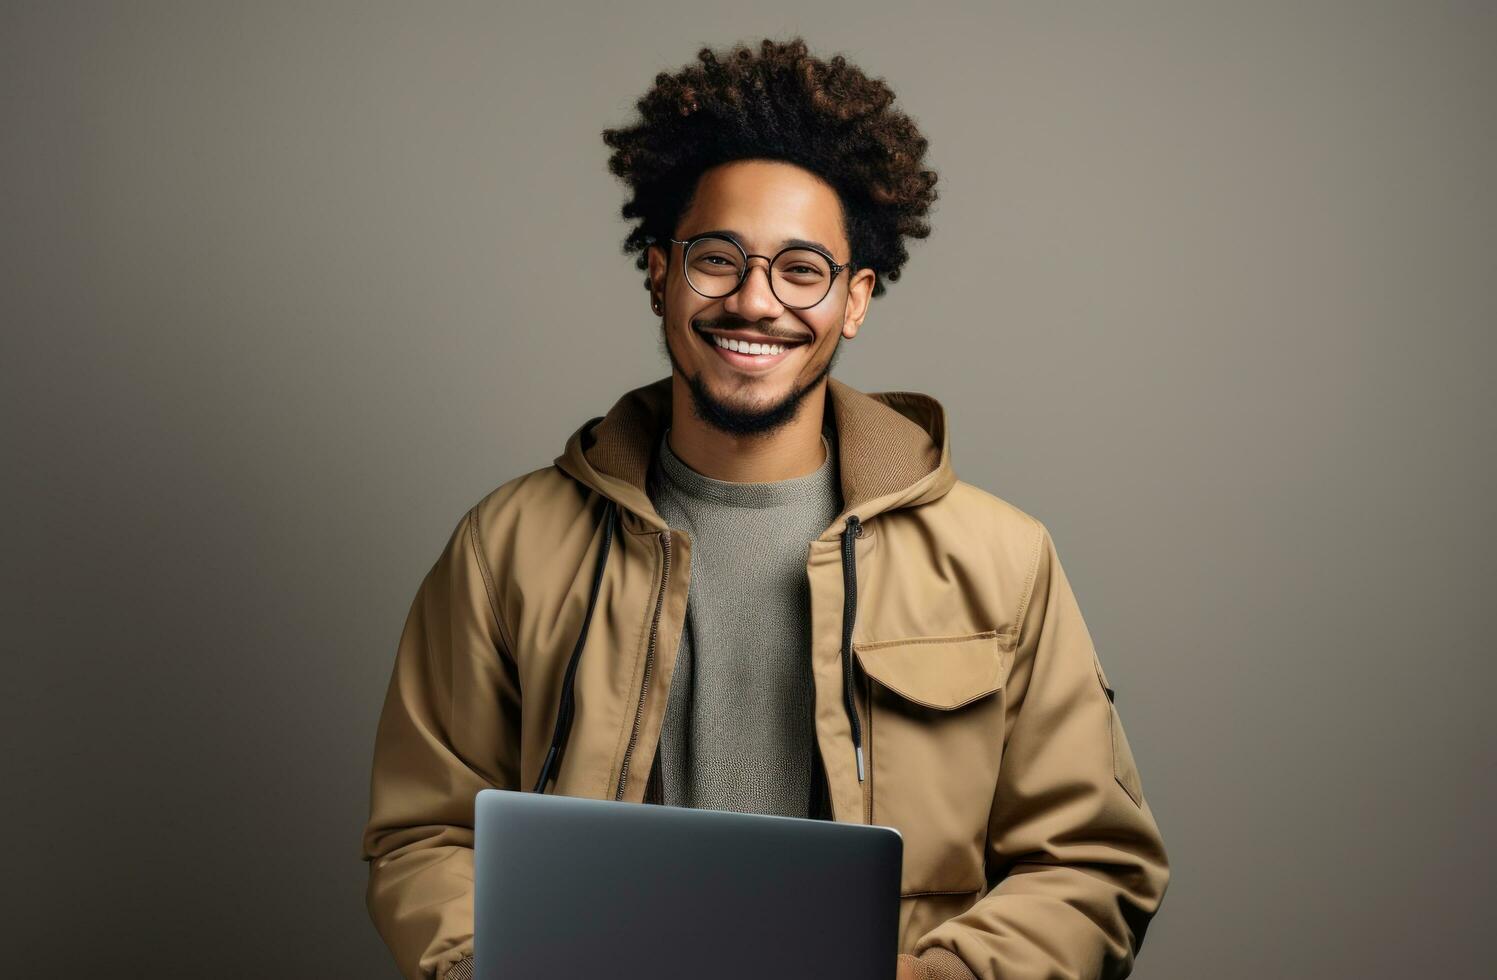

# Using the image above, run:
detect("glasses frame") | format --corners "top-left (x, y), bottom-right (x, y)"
top-left (659, 233), bottom-right (852, 310)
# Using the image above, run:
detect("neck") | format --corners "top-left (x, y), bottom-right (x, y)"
top-left (666, 374), bottom-right (830, 483)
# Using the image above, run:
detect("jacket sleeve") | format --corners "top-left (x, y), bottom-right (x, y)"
top-left (910, 520), bottom-right (1172, 979)
top-left (361, 505), bottom-right (521, 980)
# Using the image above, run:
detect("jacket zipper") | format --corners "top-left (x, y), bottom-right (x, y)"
top-left (839, 513), bottom-right (867, 822)
top-left (615, 528), bottom-right (672, 801)
top-left (532, 500), bottom-right (618, 795)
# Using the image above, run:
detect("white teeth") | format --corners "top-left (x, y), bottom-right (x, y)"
top-left (710, 334), bottom-right (789, 356)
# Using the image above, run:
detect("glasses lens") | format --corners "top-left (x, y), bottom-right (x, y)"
top-left (771, 248), bottom-right (833, 308)
top-left (684, 238), bottom-right (837, 307)
top-left (685, 238), bottom-right (746, 298)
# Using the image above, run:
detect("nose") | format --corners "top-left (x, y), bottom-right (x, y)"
top-left (723, 257), bottom-right (785, 321)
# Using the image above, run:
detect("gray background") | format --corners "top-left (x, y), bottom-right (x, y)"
top-left (3, 2), bottom-right (1492, 976)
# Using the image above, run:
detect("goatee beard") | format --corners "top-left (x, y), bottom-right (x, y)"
top-left (661, 322), bottom-right (843, 437)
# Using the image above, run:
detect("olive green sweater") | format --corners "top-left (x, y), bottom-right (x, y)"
top-left (647, 425), bottom-right (842, 817)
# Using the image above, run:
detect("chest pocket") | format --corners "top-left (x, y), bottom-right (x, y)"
top-left (853, 629), bottom-right (1012, 895)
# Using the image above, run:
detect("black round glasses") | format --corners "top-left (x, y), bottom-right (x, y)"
top-left (650, 233), bottom-right (852, 310)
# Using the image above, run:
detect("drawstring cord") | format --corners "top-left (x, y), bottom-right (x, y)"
top-left (532, 499), bottom-right (618, 794)
top-left (839, 514), bottom-right (865, 782)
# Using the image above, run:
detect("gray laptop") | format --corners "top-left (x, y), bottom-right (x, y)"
top-left (473, 788), bottom-right (903, 979)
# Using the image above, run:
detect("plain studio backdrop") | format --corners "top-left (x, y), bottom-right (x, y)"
top-left (2, 2), bottom-right (1492, 977)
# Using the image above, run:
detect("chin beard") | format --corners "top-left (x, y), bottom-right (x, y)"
top-left (663, 323), bottom-right (843, 437)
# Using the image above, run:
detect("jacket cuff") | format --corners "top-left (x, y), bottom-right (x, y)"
top-left (899, 946), bottom-right (979, 980)
top-left (440, 954), bottom-right (474, 980)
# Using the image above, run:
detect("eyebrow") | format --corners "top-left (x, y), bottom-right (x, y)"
top-left (690, 228), bottom-right (835, 255)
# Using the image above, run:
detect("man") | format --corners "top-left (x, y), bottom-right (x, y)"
top-left (362, 37), bottom-right (1170, 980)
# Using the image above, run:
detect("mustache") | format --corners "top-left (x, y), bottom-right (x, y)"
top-left (692, 318), bottom-right (811, 343)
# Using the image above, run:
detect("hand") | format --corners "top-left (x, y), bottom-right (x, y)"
top-left (895, 953), bottom-right (924, 980)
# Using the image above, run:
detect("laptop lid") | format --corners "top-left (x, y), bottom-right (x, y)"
top-left (473, 788), bottom-right (903, 980)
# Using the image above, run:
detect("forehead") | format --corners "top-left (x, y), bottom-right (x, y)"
top-left (679, 159), bottom-right (847, 254)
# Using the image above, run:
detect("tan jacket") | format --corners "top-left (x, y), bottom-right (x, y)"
top-left (361, 375), bottom-right (1171, 980)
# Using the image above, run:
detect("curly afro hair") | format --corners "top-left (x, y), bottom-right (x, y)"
top-left (602, 37), bottom-right (938, 301)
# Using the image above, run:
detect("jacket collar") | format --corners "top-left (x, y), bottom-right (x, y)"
top-left (554, 375), bottom-right (957, 540)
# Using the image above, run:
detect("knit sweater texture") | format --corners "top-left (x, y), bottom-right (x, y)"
top-left (644, 425), bottom-right (843, 817)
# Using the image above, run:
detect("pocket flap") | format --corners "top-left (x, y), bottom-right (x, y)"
top-left (853, 630), bottom-right (1009, 710)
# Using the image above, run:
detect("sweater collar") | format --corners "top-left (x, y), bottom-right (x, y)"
top-left (653, 427), bottom-right (837, 510)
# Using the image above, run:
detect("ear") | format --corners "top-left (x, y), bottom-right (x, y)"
top-left (645, 243), bottom-right (667, 295)
top-left (841, 267), bottom-right (877, 340)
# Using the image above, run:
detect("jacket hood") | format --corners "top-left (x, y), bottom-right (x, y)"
top-left (554, 375), bottom-right (957, 539)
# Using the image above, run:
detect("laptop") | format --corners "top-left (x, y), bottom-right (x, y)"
top-left (473, 788), bottom-right (903, 979)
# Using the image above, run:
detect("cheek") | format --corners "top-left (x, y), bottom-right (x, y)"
top-left (804, 316), bottom-right (843, 352)
top-left (672, 293), bottom-right (713, 329)
top-left (671, 278), bottom-right (704, 308)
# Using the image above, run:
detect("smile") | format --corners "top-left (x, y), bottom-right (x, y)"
top-left (695, 327), bottom-right (808, 372)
